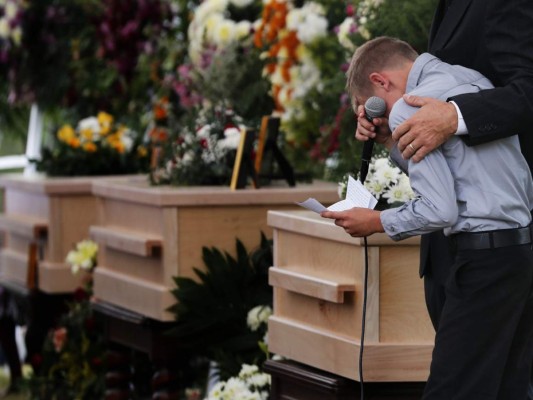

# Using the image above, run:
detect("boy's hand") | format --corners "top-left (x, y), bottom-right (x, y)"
top-left (321, 208), bottom-right (384, 237)
top-left (355, 105), bottom-right (393, 148)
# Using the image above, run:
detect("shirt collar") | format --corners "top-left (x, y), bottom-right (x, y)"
top-left (406, 52), bottom-right (440, 93)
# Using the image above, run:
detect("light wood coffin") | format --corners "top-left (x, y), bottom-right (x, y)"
top-left (267, 210), bottom-right (435, 383)
top-left (0, 174), bottom-right (101, 293)
top-left (90, 179), bottom-right (340, 321)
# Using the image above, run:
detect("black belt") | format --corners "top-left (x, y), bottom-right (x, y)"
top-left (453, 225), bottom-right (532, 251)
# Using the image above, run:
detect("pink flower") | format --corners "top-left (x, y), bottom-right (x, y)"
top-left (53, 327), bottom-right (68, 353)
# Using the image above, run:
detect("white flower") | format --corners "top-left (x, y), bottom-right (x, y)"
top-left (247, 305), bottom-right (272, 331)
top-left (212, 19), bottom-right (237, 46)
top-left (360, 155), bottom-right (414, 204)
top-left (0, 18), bottom-right (10, 39)
top-left (77, 117), bottom-right (101, 140)
top-left (218, 127), bottom-right (242, 149)
top-left (66, 240), bottom-right (98, 275)
top-left (337, 17), bottom-right (357, 50)
top-left (4, 1), bottom-right (17, 19)
top-left (296, 13), bottom-right (328, 44)
top-left (235, 20), bottom-right (252, 40)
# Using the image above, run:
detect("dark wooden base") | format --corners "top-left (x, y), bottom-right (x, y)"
top-left (92, 300), bottom-right (183, 400)
top-left (0, 280), bottom-right (70, 366)
top-left (264, 359), bottom-right (426, 400)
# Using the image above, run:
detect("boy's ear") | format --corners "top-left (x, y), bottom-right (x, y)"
top-left (369, 72), bottom-right (389, 90)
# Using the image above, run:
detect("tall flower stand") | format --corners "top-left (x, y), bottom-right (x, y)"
top-left (88, 178), bottom-right (340, 399)
top-left (265, 210), bottom-right (434, 399)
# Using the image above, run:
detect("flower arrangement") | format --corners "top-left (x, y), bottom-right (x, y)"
top-left (150, 108), bottom-right (245, 186)
top-left (187, 0), bottom-right (261, 66)
top-left (339, 152), bottom-right (414, 207)
top-left (206, 364), bottom-right (271, 400)
top-left (1, 0), bottom-right (172, 130)
top-left (28, 239), bottom-right (106, 399)
top-left (33, 111), bottom-right (150, 176)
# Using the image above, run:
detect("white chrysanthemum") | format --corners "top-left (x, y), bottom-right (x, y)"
top-left (204, 13), bottom-right (225, 41)
top-left (383, 181), bottom-right (413, 204)
top-left (212, 19), bottom-right (237, 46)
top-left (397, 173), bottom-right (415, 199)
top-left (296, 13), bottom-right (328, 44)
top-left (372, 162), bottom-right (400, 185)
top-left (247, 305), bottom-right (272, 331)
top-left (239, 364), bottom-right (259, 378)
top-left (365, 177), bottom-right (386, 198)
top-left (235, 20), bottom-right (252, 40)
top-left (195, 0), bottom-right (229, 23)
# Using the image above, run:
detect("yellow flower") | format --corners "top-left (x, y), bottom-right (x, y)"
top-left (97, 111), bottom-right (114, 135)
top-left (83, 142), bottom-right (97, 153)
top-left (57, 125), bottom-right (76, 143)
top-left (80, 129), bottom-right (94, 141)
top-left (106, 135), bottom-right (125, 154)
top-left (137, 145), bottom-right (148, 158)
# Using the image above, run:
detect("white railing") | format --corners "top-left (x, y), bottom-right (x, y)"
top-left (0, 104), bottom-right (42, 174)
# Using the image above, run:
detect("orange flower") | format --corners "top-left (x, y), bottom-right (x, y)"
top-left (149, 127), bottom-right (169, 143)
top-left (68, 137), bottom-right (81, 148)
top-left (57, 125), bottom-right (75, 143)
top-left (153, 97), bottom-right (169, 121)
top-left (83, 142), bottom-right (97, 153)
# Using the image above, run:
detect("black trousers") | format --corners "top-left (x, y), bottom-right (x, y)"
top-left (422, 244), bottom-right (533, 400)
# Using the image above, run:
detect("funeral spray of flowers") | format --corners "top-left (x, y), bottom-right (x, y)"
top-left (28, 239), bottom-right (107, 399)
top-left (33, 111), bottom-right (150, 176)
top-left (150, 108), bottom-right (246, 186)
top-left (205, 364), bottom-right (271, 400)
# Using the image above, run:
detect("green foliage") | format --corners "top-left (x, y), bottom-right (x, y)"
top-left (34, 142), bottom-right (148, 177)
top-left (196, 44), bottom-right (275, 127)
top-left (28, 290), bottom-right (107, 400)
top-left (168, 234), bottom-right (273, 380)
top-left (364, 0), bottom-right (438, 53)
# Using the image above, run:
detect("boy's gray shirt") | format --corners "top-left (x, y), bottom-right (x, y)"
top-left (380, 53), bottom-right (533, 240)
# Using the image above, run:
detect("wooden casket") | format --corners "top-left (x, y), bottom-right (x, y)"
top-left (89, 179), bottom-right (339, 321)
top-left (267, 210), bottom-right (435, 382)
top-left (0, 174), bottom-right (108, 292)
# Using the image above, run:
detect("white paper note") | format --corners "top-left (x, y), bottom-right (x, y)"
top-left (297, 176), bottom-right (377, 213)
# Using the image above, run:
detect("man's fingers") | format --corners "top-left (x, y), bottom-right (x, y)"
top-left (392, 120), bottom-right (410, 142)
top-left (403, 94), bottom-right (430, 107)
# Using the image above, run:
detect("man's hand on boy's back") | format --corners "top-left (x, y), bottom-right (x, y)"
top-left (392, 95), bottom-right (458, 162)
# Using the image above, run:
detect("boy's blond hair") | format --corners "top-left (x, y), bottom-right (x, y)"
top-left (346, 36), bottom-right (418, 110)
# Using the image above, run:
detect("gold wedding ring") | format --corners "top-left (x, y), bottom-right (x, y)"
top-left (409, 143), bottom-right (416, 152)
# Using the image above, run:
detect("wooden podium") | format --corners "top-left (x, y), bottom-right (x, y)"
top-left (267, 210), bottom-right (434, 386)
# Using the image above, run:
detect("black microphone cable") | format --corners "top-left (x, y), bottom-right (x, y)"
top-left (358, 96), bottom-right (385, 400)
top-left (359, 235), bottom-right (370, 400)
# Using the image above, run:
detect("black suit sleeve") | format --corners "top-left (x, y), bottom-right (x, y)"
top-left (449, 0), bottom-right (533, 149)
